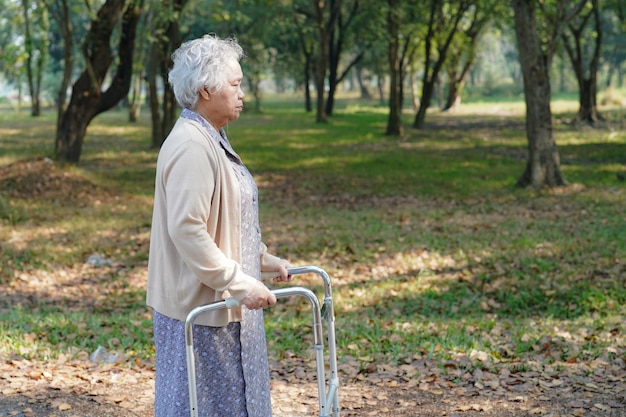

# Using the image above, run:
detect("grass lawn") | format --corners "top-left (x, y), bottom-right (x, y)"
top-left (1, 96), bottom-right (625, 385)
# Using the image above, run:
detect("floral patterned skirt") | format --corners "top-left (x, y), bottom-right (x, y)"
top-left (153, 308), bottom-right (272, 417)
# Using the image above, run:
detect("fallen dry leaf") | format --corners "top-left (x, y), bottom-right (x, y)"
top-left (58, 403), bottom-right (71, 411)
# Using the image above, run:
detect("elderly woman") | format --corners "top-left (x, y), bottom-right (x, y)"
top-left (147, 34), bottom-right (292, 417)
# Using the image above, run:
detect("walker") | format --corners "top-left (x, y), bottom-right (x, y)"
top-left (184, 266), bottom-right (340, 417)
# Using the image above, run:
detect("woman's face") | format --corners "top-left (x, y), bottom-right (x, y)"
top-left (201, 60), bottom-right (245, 129)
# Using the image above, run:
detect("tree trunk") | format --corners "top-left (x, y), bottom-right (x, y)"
top-left (313, 0), bottom-right (328, 123)
top-left (304, 54), bottom-right (313, 112)
top-left (413, 81), bottom-right (435, 129)
top-left (443, 5), bottom-right (490, 112)
top-left (355, 64), bottom-right (371, 99)
top-left (443, 80), bottom-right (462, 112)
top-left (325, 51), bottom-right (363, 115)
top-left (325, 19), bottom-right (339, 117)
top-left (161, 66), bottom-right (178, 143)
top-left (409, 69), bottom-right (420, 111)
top-left (512, 0), bottom-right (566, 188)
top-left (247, 74), bottom-right (262, 113)
top-left (442, 45), bottom-right (475, 112)
top-left (558, 56), bottom-right (567, 93)
top-left (50, 0), bottom-right (74, 131)
top-left (324, 0), bottom-right (362, 116)
top-left (54, 0), bottom-right (141, 163)
top-left (377, 72), bottom-right (385, 105)
top-left (128, 11), bottom-right (150, 123)
top-left (562, 0), bottom-right (602, 124)
top-left (298, 30), bottom-right (314, 112)
top-left (33, 7), bottom-right (47, 116)
top-left (398, 61), bottom-right (405, 116)
top-left (146, 45), bottom-right (163, 148)
top-left (412, 0), bottom-right (468, 128)
top-left (128, 74), bottom-right (142, 122)
top-left (606, 64), bottom-right (614, 88)
top-left (146, 0), bottom-right (187, 148)
top-left (16, 83), bottom-right (23, 112)
top-left (577, 78), bottom-right (600, 122)
top-left (150, 51), bottom-right (178, 148)
top-left (386, 0), bottom-right (402, 136)
top-left (21, 0), bottom-right (47, 117)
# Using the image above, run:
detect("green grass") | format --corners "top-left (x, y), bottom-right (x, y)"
top-left (0, 305), bottom-right (153, 360)
top-left (1, 96), bottom-right (625, 376)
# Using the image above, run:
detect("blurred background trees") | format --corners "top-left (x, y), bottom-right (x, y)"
top-left (0, 0), bottom-right (624, 186)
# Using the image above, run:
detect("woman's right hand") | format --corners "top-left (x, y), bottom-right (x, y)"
top-left (241, 280), bottom-right (276, 310)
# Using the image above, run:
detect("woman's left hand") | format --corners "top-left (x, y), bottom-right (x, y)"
top-left (271, 260), bottom-right (292, 283)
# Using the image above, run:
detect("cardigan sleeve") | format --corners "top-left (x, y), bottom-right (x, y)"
top-left (259, 242), bottom-right (284, 272)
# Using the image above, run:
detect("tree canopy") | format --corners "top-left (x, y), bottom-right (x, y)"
top-left (0, 0), bottom-right (624, 186)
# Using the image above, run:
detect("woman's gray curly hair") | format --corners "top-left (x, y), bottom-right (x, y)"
top-left (168, 34), bottom-right (245, 109)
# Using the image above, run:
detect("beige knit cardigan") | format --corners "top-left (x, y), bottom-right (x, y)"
top-left (146, 117), bottom-right (281, 326)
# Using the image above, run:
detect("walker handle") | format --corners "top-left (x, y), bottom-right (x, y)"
top-left (227, 266), bottom-right (323, 309)
top-left (261, 271), bottom-right (281, 280)
top-left (224, 297), bottom-right (240, 308)
top-left (261, 268), bottom-right (297, 280)
top-left (221, 272), bottom-right (284, 307)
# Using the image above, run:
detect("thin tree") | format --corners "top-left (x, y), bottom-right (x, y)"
top-left (412, 0), bottom-right (471, 129)
top-left (324, 0), bottom-right (364, 116)
top-left (20, 0), bottom-right (49, 117)
top-left (54, 0), bottom-right (142, 163)
top-left (354, 61), bottom-right (372, 99)
top-left (0, 2), bottom-right (26, 111)
top-left (442, 1), bottom-right (500, 112)
top-left (43, 0), bottom-right (74, 130)
top-left (128, 8), bottom-right (151, 122)
top-left (312, 0), bottom-right (334, 123)
top-left (145, 0), bottom-right (187, 149)
top-left (298, 28), bottom-right (316, 112)
top-left (561, 0), bottom-right (603, 123)
top-left (386, 0), bottom-right (403, 136)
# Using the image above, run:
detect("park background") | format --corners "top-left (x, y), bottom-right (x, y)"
top-left (1, 1), bottom-right (626, 416)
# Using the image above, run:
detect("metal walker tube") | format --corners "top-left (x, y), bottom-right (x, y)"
top-left (287, 266), bottom-right (341, 416)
